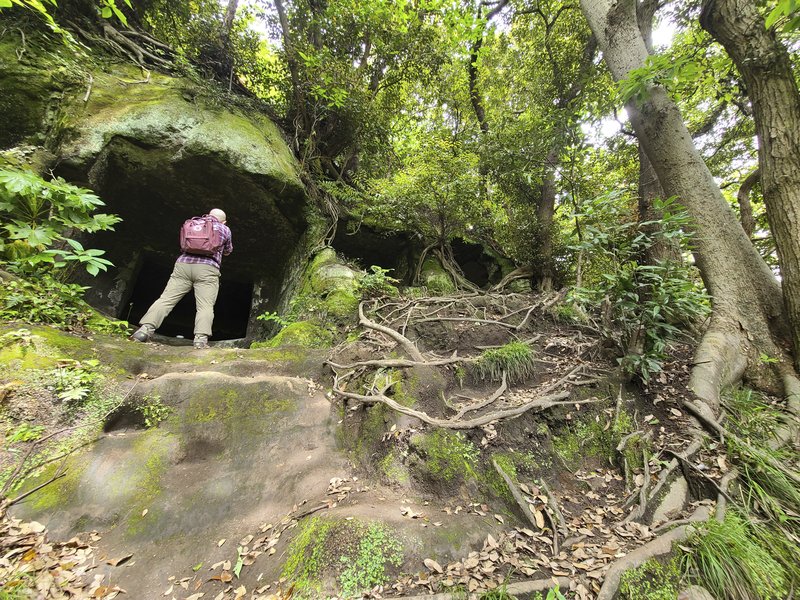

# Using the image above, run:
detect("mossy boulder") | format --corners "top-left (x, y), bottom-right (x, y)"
top-left (296, 249), bottom-right (361, 323)
top-left (420, 256), bottom-right (456, 294)
top-left (408, 429), bottom-right (479, 491)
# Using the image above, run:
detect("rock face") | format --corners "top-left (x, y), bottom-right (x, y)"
top-left (0, 37), bottom-right (312, 341)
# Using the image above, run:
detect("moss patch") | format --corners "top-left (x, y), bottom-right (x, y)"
top-left (553, 406), bottom-right (634, 470)
top-left (379, 450), bottom-right (410, 486)
top-left (411, 430), bottom-right (479, 486)
top-left (253, 321), bottom-right (333, 349)
top-left (281, 517), bottom-right (403, 599)
top-left (619, 558), bottom-right (680, 600)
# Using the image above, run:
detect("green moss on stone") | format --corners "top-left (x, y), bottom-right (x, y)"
top-left (19, 455), bottom-right (87, 513)
top-left (123, 431), bottom-right (172, 536)
top-left (413, 430), bottom-right (478, 484)
top-left (351, 403), bottom-right (389, 466)
top-left (420, 257), bottom-right (456, 294)
top-left (553, 406), bottom-right (634, 470)
top-left (253, 321), bottom-right (333, 349)
top-left (379, 450), bottom-right (410, 486)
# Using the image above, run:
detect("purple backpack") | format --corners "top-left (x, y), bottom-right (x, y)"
top-left (180, 215), bottom-right (223, 256)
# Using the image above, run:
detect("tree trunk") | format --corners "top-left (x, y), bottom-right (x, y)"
top-left (222, 0), bottom-right (239, 47)
top-left (535, 146), bottom-right (559, 292)
top-left (579, 0), bottom-right (787, 414)
top-left (636, 0), bottom-right (681, 265)
top-left (737, 168), bottom-right (759, 239)
top-left (700, 0), bottom-right (800, 372)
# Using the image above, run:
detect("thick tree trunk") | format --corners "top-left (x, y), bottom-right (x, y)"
top-left (700, 0), bottom-right (800, 372)
top-left (580, 0), bottom-right (787, 413)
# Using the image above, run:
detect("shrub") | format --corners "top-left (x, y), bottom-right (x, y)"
top-left (0, 167), bottom-right (120, 278)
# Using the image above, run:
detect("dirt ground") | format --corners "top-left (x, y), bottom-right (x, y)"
top-left (0, 293), bottom-right (733, 599)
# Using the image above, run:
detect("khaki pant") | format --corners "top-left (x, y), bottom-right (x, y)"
top-left (140, 262), bottom-right (221, 336)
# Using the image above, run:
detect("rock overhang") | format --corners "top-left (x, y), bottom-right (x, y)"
top-left (0, 50), bottom-right (312, 340)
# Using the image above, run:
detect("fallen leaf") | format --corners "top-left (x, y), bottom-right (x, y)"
top-left (533, 509), bottom-right (545, 529)
top-left (424, 558), bottom-right (443, 574)
top-left (105, 554), bottom-right (133, 567)
top-left (217, 539), bottom-right (226, 547)
top-left (141, 509), bottom-right (148, 517)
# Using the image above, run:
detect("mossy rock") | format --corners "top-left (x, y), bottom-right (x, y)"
top-left (322, 289), bottom-right (360, 320)
top-left (420, 256), bottom-right (456, 294)
top-left (252, 321), bottom-right (333, 349)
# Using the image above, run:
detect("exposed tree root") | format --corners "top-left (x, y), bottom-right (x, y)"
top-left (359, 301), bottom-right (425, 361)
top-left (101, 24), bottom-right (172, 69)
top-left (492, 459), bottom-right (542, 533)
top-left (453, 372), bottom-right (507, 419)
top-left (393, 576), bottom-right (571, 600)
top-left (490, 266), bottom-right (534, 292)
top-left (332, 380), bottom-right (596, 429)
top-left (683, 398), bottom-right (800, 486)
top-left (595, 505), bottom-right (713, 600)
top-left (327, 356), bottom-right (471, 370)
top-left (688, 324), bottom-right (748, 415)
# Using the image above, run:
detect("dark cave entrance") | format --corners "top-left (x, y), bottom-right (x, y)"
top-left (125, 256), bottom-right (254, 340)
top-left (59, 136), bottom-right (311, 343)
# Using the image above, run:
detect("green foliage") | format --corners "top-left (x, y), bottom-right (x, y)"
top-left (683, 511), bottom-right (788, 600)
top-left (359, 265), bottom-right (400, 298)
top-left (416, 430), bottom-right (478, 484)
top-left (338, 522), bottom-right (403, 597)
top-left (0, 572), bottom-right (35, 600)
top-left (5, 423), bottom-right (45, 445)
top-left (474, 342), bottom-right (535, 384)
top-left (0, 168), bottom-right (120, 278)
top-left (50, 359), bottom-right (101, 406)
top-left (0, 275), bottom-right (126, 334)
top-left (722, 387), bottom-right (800, 551)
top-left (0, 328), bottom-right (34, 351)
top-left (0, 0), bottom-right (131, 35)
top-left (570, 193), bottom-right (710, 381)
top-left (619, 558), bottom-right (680, 600)
top-left (766, 0), bottom-right (800, 31)
top-left (281, 518), bottom-right (402, 599)
top-left (136, 394), bottom-right (171, 429)
top-left (479, 587), bottom-right (514, 600)
top-left (366, 138), bottom-right (488, 248)
top-left (256, 311), bottom-right (292, 328)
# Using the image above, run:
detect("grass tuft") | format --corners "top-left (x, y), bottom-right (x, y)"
top-left (474, 341), bottom-right (535, 384)
top-left (683, 511), bottom-right (788, 600)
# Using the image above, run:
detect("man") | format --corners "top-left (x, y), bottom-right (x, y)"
top-left (131, 208), bottom-right (233, 349)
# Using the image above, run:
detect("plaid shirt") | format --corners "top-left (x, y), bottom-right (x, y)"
top-left (176, 218), bottom-right (233, 270)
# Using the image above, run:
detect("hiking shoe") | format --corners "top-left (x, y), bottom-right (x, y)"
top-left (193, 334), bottom-right (209, 349)
top-left (130, 324), bottom-right (155, 343)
